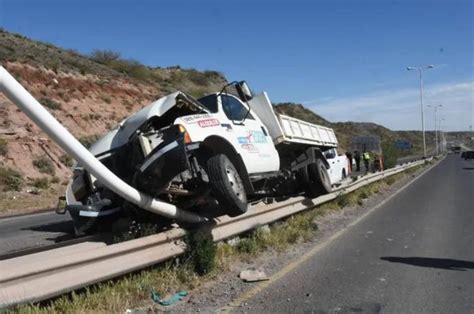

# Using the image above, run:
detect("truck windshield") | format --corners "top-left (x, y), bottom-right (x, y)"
top-left (197, 94), bottom-right (218, 113)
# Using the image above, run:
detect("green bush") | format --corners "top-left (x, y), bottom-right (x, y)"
top-left (0, 138), bottom-right (8, 156)
top-left (59, 154), bottom-right (74, 167)
top-left (90, 49), bottom-right (121, 64)
top-left (0, 167), bottom-right (24, 191)
top-left (336, 194), bottom-right (350, 208)
top-left (384, 176), bottom-right (397, 186)
top-left (40, 97), bottom-right (62, 110)
top-left (79, 134), bottom-right (100, 148)
top-left (101, 95), bottom-right (112, 104)
top-left (32, 155), bottom-right (56, 175)
top-left (185, 228), bottom-right (216, 275)
top-left (236, 237), bottom-right (259, 255)
top-left (110, 59), bottom-right (152, 81)
top-left (189, 87), bottom-right (208, 98)
top-left (186, 69), bottom-right (209, 86)
top-left (382, 142), bottom-right (399, 169)
top-left (31, 177), bottom-right (50, 189)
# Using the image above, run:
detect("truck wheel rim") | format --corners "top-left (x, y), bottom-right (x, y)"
top-left (226, 166), bottom-right (245, 201)
top-left (319, 164), bottom-right (329, 186)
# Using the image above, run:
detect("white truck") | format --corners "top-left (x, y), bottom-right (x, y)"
top-left (64, 81), bottom-right (348, 233)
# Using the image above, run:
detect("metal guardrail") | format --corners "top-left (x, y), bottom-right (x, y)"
top-left (0, 159), bottom-right (430, 307)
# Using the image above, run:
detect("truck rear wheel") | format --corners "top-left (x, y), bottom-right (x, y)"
top-left (301, 159), bottom-right (332, 198)
top-left (207, 154), bottom-right (248, 217)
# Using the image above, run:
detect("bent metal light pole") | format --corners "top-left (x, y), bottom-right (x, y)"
top-left (428, 104), bottom-right (442, 155)
top-left (0, 66), bottom-right (206, 224)
top-left (407, 64), bottom-right (436, 158)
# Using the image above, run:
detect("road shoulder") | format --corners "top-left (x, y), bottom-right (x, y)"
top-left (167, 160), bottom-right (442, 313)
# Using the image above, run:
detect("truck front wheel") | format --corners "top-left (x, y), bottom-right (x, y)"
top-left (207, 154), bottom-right (248, 217)
top-left (301, 159), bottom-right (332, 198)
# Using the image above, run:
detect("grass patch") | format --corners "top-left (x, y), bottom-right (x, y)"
top-left (39, 97), bottom-right (62, 110)
top-left (31, 177), bottom-right (50, 189)
top-left (17, 261), bottom-right (199, 313)
top-left (0, 166), bottom-right (24, 191)
top-left (32, 155), bottom-right (55, 175)
top-left (0, 138), bottom-right (8, 156)
top-left (59, 154), bottom-right (74, 167)
top-left (101, 95), bottom-right (112, 104)
top-left (78, 134), bottom-right (101, 148)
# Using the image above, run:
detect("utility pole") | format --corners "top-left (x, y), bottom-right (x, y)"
top-left (438, 118), bottom-right (446, 153)
top-left (407, 65), bottom-right (436, 158)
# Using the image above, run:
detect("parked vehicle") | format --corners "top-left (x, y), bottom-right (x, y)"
top-left (463, 151), bottom-right (474, 160)
top-left (63, 81), bottom-right (347, 234)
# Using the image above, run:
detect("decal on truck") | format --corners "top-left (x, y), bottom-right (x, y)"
top-left (238, 137), bottom-right (249, 144)
top-left (238, 130), bottom-right (268, 145)
top-left (250, 130), bottom-right (267, 143)
top-left (182, 114), bottom-right (211, 123)
top-left (241, 144), bottom-right (259, 153)
top-left (198, 119), bottom-right (220, 128)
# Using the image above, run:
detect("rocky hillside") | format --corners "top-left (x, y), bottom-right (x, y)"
top-left (0, 30), bottom-right (227, 214)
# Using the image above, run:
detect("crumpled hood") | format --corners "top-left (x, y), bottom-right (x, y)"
top-left (89, 91), bottom-right (206, 156)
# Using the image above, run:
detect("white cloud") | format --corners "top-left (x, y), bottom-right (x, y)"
top-left (306, 81), bottom-right (474, 131)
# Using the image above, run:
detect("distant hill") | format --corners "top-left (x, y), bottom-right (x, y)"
top-left (273, 103), bottom-right (332, 127)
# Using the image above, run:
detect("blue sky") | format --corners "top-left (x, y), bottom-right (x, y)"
top-left (0, 0), bottom-right (472, 131)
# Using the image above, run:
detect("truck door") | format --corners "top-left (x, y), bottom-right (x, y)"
top-left (219, 94), bottom-right (279, 174)
top-left (324, 148), bottom-right (341, 184)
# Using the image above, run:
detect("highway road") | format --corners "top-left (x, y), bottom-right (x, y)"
top-left (0, 211), bottom-right (73, 257)
top-left (231, 155), bottom-right (474, 313)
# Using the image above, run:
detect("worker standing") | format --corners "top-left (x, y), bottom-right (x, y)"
top-left (363, 151), bottom-right (371, 173)
top-left (354, 150), bottom-right (361, 172)
top-left (346, 151), bottom-right (353, 173)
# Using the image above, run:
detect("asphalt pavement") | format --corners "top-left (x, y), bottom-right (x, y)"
top-left (0, 211), bottom-right (73, 256)
top-left (233, 155), bottom-right (474, 313)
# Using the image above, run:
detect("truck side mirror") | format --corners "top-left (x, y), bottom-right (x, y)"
top-left (236, 81), bottom-right (253, 102)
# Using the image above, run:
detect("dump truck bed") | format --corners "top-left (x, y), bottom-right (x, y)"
top-left (249, 92), bottom-right (338, 148)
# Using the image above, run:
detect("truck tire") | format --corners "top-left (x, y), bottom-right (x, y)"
top-left (207, 154), bottom-right (248, 217)
top-left (302, 159), bottom-right (332, 198)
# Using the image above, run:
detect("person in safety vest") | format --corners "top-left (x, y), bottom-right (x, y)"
top-left (363, 151), bottom-right (371, 173)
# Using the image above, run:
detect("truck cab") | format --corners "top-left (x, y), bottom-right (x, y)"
top-left (178, 92), bottom-right (281, 175)
top-left (323, 148), bottom-right (349, 184)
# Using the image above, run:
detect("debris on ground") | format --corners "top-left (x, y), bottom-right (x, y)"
top-left (239, 268), bottom-right (269, 282)
top-left (125, 309), bottom-right (148, 314)
top-left (150, 290), bottom-right (188, 306)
